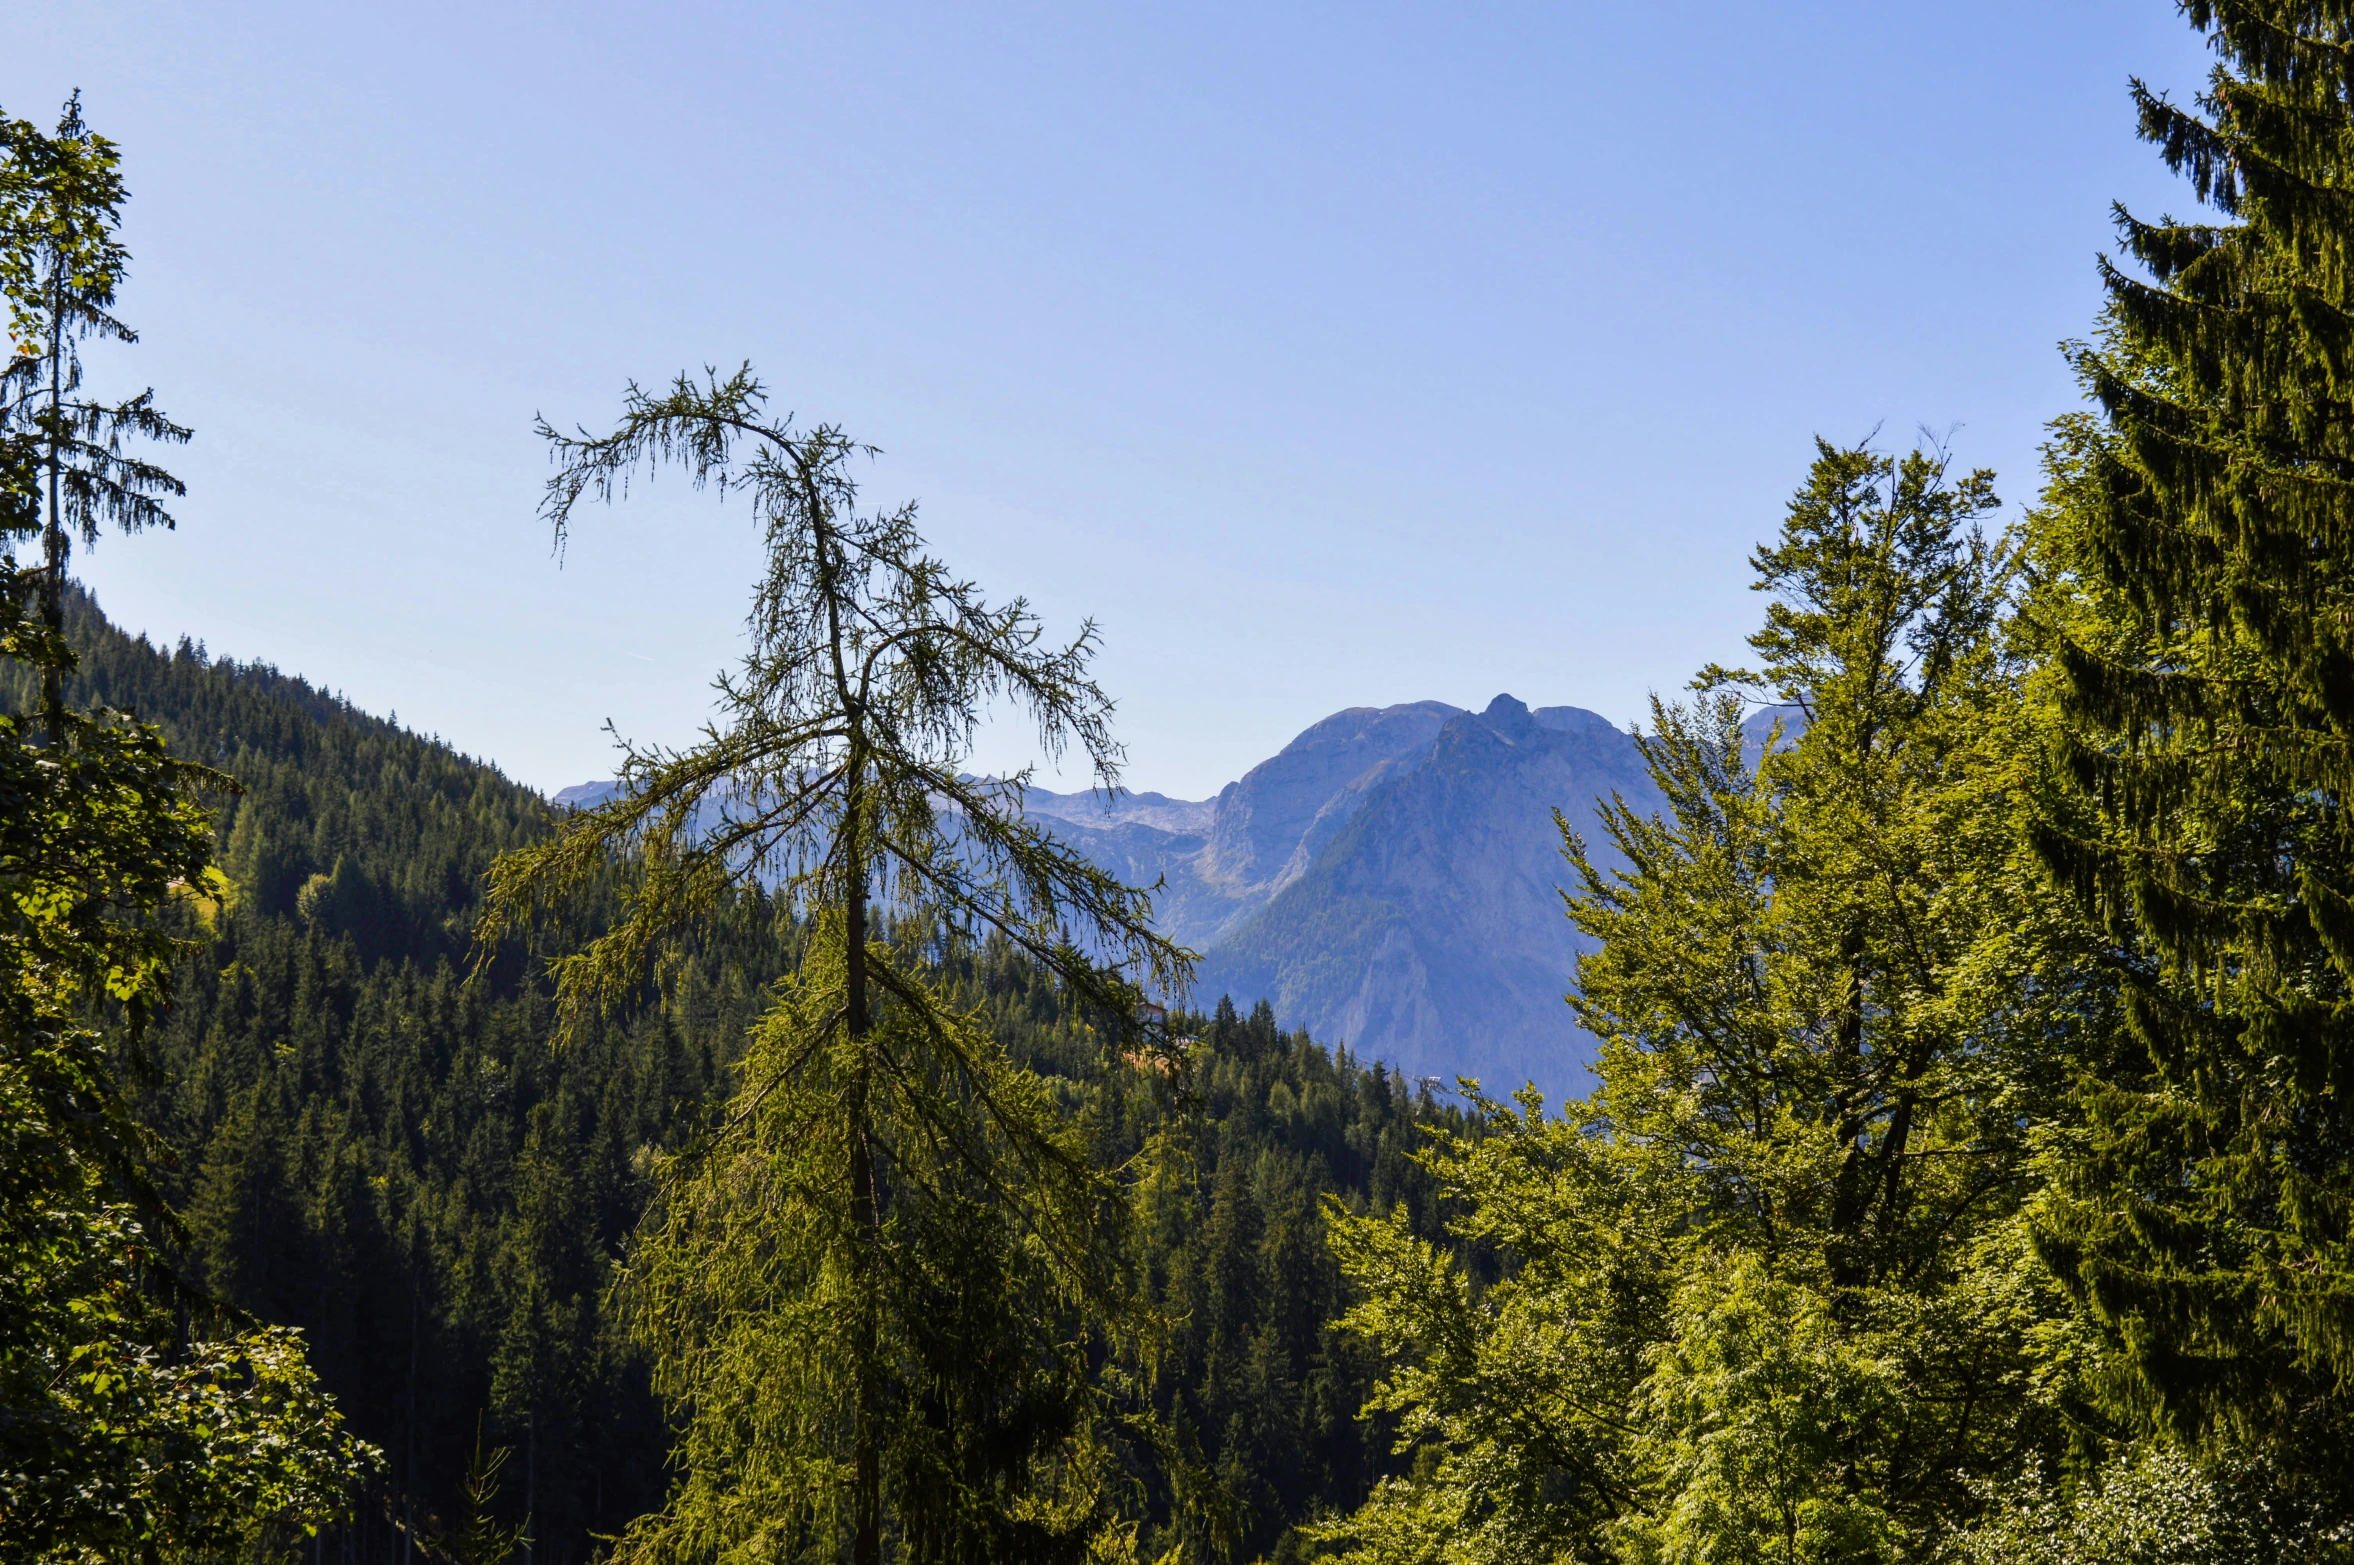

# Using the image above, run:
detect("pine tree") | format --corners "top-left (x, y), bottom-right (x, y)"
top-left (0, 93), bottom-right (188, 736)
top-left (2026, 0), bottom-right (2354, 1491)
top-left (479, 367), bottom-right (1190, 1563)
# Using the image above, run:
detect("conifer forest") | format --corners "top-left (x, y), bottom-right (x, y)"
top-left (13, 3), bottom-right (2354, 1562)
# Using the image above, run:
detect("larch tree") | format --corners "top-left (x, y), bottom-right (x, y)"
top-left (478, 367), bottom-right (1190, 1565)
top-left (2026, 0), bottom-right (2354, 1505)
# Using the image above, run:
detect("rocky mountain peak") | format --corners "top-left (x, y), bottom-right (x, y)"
top-left (1200, 700), bottom-right (1460, 895)
top-left (1476, 692), bottom-right (1539, 740)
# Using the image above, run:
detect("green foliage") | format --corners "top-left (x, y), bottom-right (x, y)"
top-left (488, 366), bottom-right (1182, 1029)
top-left (2, 589), bottom-right (754, 1561)
top-left (0, 95), bottom-right (374, 1557)
top-left (1313, 1091), bottom-right (1670, 1565)
top-left (436, 1420), bottom-right (528, 1565)
top-left (0, 565), bottom-right (375, 1559)
top-left (1315, 441), bottom-right (2128, 1565)
top-left (1951, 1446), bottom-right (2308, 1565)
top-left (2020, 0), bottom-right (2354, 1499)
top-left (22, 588), bottom-right (1447, 1562)
top-left (485, 368), bottom-right (1198, 1564)
top-left (1123, 994), bottom-right (1465, 1563)
top-left (0, 992), bottom-right (370, 1565)
top-left (615, 926), bottom-right (1134, 1564)
top-left (1620, 1255), bottom-right (1903, 1565)
top-left (0, 92), bottom-right (187, 732)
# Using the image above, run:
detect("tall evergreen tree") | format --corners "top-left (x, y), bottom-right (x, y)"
top-left (1314, 441), bottom-right (2107, 1565)
top-left (2027, 0), bottom-right (2354, 1496)
top-left (480, 367), bottom-right (1189, 1564)
top-left (0, 91), bottom-right (187, 736)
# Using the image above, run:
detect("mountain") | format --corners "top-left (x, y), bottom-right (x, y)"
top-left (567, 695), bottom-right (1664, 1095)
top-left (1196, 696), bottom-right (1657, 1094)
top-left (1024, 697), bottom-right (1663, 1092)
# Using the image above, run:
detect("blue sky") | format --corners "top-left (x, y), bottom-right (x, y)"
top-left (9, 2), bottom-right (2212, 798)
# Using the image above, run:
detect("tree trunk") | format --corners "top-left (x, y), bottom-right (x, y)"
top-left (844, 760), bottom-right (882, 1565)
top-left (40, 263), bottom-right (65, 744)
top-left (1826, 931), bottom-right (1870, 1289)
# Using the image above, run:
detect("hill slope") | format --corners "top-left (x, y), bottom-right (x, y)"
top-left (26, 588), bottom-right (1464, 1564)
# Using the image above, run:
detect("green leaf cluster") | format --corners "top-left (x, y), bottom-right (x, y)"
top-left (1310, 441), bottom-right (2185, 1565)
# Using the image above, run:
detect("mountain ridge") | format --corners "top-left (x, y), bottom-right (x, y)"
top-left (563, 694), bottom-right (1664, 1094)
top-left (1188, 695), bottom-right (1659, 1092)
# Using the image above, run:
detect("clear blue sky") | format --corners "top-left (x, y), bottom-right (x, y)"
top-left (9, 2), bottom-right (2212, 799)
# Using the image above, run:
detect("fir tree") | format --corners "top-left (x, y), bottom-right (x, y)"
top-left (2027, 0), bottom-right (2354, 1496)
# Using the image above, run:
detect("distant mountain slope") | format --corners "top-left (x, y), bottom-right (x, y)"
top-left (1021, 785), bottom-right (1215, 837)
top-left (1025, 702), bottom-right (1462, 951)
top-left (1195, 696), bottom-right (1658, 1093)
top-left (563, 694), bottom-right (1660, 1094)
top-left (1198, 701), bottom-right (1461, 910)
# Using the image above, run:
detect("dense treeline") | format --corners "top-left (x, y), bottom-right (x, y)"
top-left (13, 592), bottom-right (1462, 1562)
top-left (2, 595), bottom-right (765, 1560)
top-left (1123, 995), bottom-right (1466, 1562)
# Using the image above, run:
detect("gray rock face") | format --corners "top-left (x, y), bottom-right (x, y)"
top-left (553, 693), bottom-right (1663, 1097)
top-left (1194, 695), bottom-right (1659, 1095)
top-left (1200, 701), bottom-right (1461, 905)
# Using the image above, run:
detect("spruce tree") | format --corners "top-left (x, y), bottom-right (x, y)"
top-left (0, 92), bottom-right (187, 736)
top-left (479, 367), bottom-right (1189, 1563)
top-left (2027, 0), bottom-right (2354, 1491)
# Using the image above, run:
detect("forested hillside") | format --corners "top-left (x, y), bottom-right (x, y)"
top-left (20, 7), bottom-right (2354, 1561)
top-left (12, 590), bottom-right (1466, 1563)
